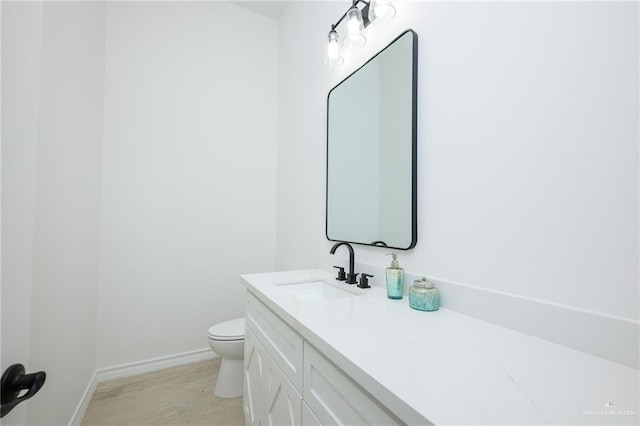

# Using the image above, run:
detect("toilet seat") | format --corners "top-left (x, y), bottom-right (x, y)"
top-left (208, 318), bottom-right (245, 341)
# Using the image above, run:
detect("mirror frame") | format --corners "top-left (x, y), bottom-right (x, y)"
top-left (325, 29), bottom-right (418, 250)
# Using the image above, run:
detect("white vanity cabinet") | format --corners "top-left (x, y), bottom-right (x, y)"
top-left (243, 292), bottom-right (400, 426)
top-left (244, 326), bottom-right (302, 426)
top-left (244, 293), bottom-right (303, 425)
top-left (242, 270), bottom-right (640, 426)
top-left (303, 343), bottom-right (399, 425)
top-left (301, 402), bottom-right (322, 426)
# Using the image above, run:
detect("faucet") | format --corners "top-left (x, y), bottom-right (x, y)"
top-left (330, 242), bottom-right (358, 284)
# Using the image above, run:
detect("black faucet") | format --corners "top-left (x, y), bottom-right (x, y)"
top-left (330, 242), bottom-right (358, 284)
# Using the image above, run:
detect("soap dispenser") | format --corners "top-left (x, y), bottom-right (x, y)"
top-left (409, 277), bottom-right (440, 311)
top-left (385, 253), bottom-right (404, 299)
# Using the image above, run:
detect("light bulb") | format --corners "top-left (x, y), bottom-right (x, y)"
top-left (343, 6), bottom-right (366, 48)
top-left (347, 14), bottom-right (361, 41)
top-left (369, 0), bottom-right (396, 25)
top-left (324, 29), bottom-right (344, 68)
top-left (327, 38), bottom-right (339, 60)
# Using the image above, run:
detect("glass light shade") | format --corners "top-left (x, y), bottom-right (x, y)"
top-left (324, 29), bottom-right (344, 68)
top-left (369, 0), bottom-right (396, 25)
top-left (343, 6), bottom-right (366, 48)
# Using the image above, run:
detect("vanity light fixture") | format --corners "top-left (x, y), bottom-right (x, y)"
top-left (324, 0), bottom-right (396, 68)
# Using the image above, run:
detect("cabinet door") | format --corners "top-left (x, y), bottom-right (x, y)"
top-left (303, 343), bottom-right (400, 426)
top-left (246, 293), bottom-right (304, 392)
top-left (245, 326), bottom-right (302, 426)
top-left (244, 326), bottom-right (267, 425)
top-left (302, 401), bottom-right (322, 426)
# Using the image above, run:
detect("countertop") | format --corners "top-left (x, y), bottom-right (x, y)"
top-left (241, 269), bottom-right (639, 425)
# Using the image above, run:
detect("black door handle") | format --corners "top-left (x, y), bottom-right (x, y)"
top-left (1, 364), bottom-right (46, 418)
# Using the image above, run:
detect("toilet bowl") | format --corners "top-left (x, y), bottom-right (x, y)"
top-left (208, 318), bottom-right (245, 398)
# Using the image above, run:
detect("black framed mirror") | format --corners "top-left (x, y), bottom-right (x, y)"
top-left (326, 29), bottom-right (417, 250)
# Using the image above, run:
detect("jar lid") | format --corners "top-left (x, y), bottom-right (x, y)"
top-left (414, 276), bottom-right (434, 289)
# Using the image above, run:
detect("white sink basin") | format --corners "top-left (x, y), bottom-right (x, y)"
top-left (275, 279), bottom-right (360, 301)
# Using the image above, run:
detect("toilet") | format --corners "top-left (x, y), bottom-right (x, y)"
top-left (207, 318), bottom-right (246, 398)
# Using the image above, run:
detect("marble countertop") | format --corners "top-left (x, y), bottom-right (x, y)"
top-left (240, 269), bottom-right (639, 425)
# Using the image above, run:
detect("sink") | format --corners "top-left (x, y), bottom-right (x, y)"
top-left (275, 279), bottom-right (360, 301)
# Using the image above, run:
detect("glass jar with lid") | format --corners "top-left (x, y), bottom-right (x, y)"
top-left (408, 277), bottom-right (440, 311)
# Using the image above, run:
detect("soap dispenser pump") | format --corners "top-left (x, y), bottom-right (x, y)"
top-left (385, 253), bottom-right (404, 300)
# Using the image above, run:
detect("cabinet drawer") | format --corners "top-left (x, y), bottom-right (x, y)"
top-left (303, 342), bottom-right (400, 426)
top-left (246, 292), bottom-right (304, 392)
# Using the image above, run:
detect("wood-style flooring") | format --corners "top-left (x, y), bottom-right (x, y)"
top-left (81, 358), bottom-right (244, 425)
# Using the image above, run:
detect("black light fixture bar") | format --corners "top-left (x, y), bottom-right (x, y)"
top-left (325, 0), bottom-right (396, 68)
top-left (330, 0), bottom-right (371, 31)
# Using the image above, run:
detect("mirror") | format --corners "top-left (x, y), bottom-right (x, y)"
top-left (326, 29), bottom-right (417, 250)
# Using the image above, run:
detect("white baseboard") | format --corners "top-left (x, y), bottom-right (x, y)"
top-left (69, 371), bottom-right (97, 426)
top-left (68, 348), bottom-right (217, 426)
top-left (95, 348), bottom-right (217, 383)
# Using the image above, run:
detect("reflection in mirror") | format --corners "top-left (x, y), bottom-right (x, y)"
top-left (326, 30), bottom-right (417, 250)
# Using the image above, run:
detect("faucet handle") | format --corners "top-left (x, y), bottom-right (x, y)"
top-left (358, 273), bottom-right (373, 289)
top-left (333, 266), bottom-right (346, 281)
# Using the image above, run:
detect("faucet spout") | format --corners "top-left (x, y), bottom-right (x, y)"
top-left (330, 242), bottom-right (357, 284)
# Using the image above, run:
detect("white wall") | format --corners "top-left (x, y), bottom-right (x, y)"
top-left (3, 3), bottom-right (278, 422)
top-left (97, 2), bottom-right (278, 368)
top-left (1, 2), bottom-right (105, 424)
top-left (277, 1), bottom-right (638, 322)
top-left (277, 2), bottom-right (344, 270)
top-left (1, 2), bottom-right (43, 424)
